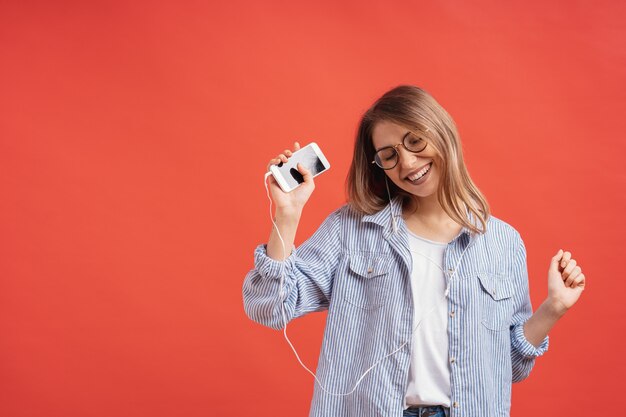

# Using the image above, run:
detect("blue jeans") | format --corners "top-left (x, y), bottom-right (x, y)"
top-left (403, 405), bottom-right (450, 417)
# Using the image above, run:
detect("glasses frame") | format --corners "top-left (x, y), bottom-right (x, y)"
top-left (371, 132), bottom-right (429, 170)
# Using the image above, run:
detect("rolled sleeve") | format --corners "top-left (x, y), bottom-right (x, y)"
top-left (511, 320), bottom-right (549, 358)
top-left (253, 244), bottom-right (298, 281)
top-left (243, 209), bottom-right (342, 330)
top-left (508, 232), bottom-right (549, 382)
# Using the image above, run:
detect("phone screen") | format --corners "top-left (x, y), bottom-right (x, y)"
top-left (275, 145), bottom-right (327, 190)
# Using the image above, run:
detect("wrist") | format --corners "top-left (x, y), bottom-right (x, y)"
top-left (275, 206), bottom-right (303, 222)
top-left (543, 297), bottom-right (569, 318)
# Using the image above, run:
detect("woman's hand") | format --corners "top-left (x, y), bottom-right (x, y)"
top-left (523, 250), bottom-right (586, 348)
top-left (547, 249), bottom-right (586, 313)
top-left (266, 142), bottom-right (315, 216)
top-left (264, 142), bottom-right (315, 261)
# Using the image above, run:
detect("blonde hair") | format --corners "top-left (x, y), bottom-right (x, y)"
top-left (346, 85), bottom-right (490, 235)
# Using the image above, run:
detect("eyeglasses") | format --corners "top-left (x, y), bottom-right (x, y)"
top-left (371, 132), bottom-right (428, 170)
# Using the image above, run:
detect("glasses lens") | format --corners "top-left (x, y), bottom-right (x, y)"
top-left (404, 133), bottom-right (427, 152)
top-left (375, 148), bottom-right (397, 169)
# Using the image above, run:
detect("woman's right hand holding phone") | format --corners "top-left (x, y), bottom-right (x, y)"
top-left (266, 141), bottom-right (315, 217)
top-left (265, 142), bottom-right (315, 261)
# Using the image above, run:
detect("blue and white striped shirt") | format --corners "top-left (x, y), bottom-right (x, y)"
top-left (243, 197), bottom-right (549, 417)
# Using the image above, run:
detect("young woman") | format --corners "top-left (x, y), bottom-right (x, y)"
top-left (243, 85), bottom-right (585, 417)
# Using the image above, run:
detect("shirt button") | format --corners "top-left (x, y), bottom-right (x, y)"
top-left (449, 310), bottom-right (455, 317)
top-left (447, 268), bottom-right (454, 274)
top-left (367, 268), bottom-right (373, 274)
top-left (492, 289), bottom-right (496, 295)
top-left (453, 401), bottom-right (459, 408)
top-left (450, 357), bottom-right (456, 364)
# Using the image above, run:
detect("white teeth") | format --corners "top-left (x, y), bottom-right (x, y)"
top-left (407, 163), bottom-right (431, 181)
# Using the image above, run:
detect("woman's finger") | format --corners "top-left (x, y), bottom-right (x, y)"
top-left (573, 273), bottom-right (586, 289)
top-left (562, 259), bottom-right (577, 280)
top-left (267, 158), bottom-right (280, 171)
top-left (560, 251), bottom-right (572, 269)
top-left (267, 143), bottom-right (300, 171)
top-left (565, 266), bottom-right (581, 287)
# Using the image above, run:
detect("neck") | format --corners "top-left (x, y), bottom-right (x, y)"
top-left (405, 194), bottom-right (450, 223)
top-left (401, 194), bottom-right (464, 242)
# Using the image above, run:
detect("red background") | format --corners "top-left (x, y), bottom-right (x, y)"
top-left (1, 1), bottom-right (625, 416)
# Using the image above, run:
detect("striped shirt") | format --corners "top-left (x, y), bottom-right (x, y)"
top-left (242, 196), bottom-right (549, 417)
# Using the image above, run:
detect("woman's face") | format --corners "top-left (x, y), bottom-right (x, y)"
top-left (371, 120), bottom-right (441, 200)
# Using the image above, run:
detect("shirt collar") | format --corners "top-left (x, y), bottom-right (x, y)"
top-left (361, 195), bottom-right (404, 227)
top-left (362, 195), bottom-right (478, 243)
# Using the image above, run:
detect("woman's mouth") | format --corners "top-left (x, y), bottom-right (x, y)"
top-left (405, 162), bottom-right (433, 184)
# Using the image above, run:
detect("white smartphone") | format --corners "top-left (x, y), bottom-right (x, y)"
top-left (269, 142), bottom-right (331, 192)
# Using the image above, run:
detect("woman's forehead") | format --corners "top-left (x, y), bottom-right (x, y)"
top-left (371, 120), bottom-right (425, 146)
top-left (372, 121), bottom-right (407, 143)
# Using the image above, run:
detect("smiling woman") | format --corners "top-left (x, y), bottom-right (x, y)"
top-left (243, 85), bottom-right (586, 417)
top-left (347, 87), bottom-right (490, 240)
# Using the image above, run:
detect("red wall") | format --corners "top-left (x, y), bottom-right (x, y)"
top-left (1, 1), bottom-right (624, 416)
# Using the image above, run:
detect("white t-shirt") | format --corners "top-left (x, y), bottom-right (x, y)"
top-left (404, 231), bottom-right (451, 409)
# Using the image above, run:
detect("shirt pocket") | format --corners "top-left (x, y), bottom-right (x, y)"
top-left (343, 253), bottom-right (392, 310)
top-left (477, 272), bottom-right (515, 331)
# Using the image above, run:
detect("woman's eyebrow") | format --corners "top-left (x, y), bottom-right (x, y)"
top-left (374, 131), bottom-right (412, 152)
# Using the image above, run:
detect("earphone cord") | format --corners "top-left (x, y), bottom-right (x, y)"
top-left (263, 173), bottom-right (469, 396)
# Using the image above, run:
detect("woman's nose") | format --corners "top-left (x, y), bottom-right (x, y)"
top-left (397, 146), bottom-right (416, 169)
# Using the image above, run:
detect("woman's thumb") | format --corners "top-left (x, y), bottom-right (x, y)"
top-left (550, 249), bottom-right (564, 271)
top-left (297, 163), bottom-right (313, 182)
